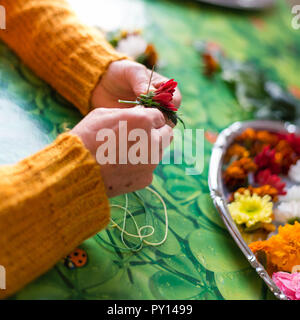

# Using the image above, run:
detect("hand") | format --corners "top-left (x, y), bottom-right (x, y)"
top-left (70, 106), bottom-right (173, 198)
top-left (91, 60), bottom-right (182, 110)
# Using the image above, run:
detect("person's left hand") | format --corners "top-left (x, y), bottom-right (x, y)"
top-left (91, 60), bottom-right (182, 110)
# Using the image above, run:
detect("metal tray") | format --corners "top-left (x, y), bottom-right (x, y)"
top-left (194, 0), bottom-right (275, 10)
top-left (208, 120), bottom-right (300, 300)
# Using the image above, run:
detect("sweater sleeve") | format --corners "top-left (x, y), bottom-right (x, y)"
top-left (0, 0), bottom-right (126, 115)
top-left (0, 133), bottom-right (110, 298)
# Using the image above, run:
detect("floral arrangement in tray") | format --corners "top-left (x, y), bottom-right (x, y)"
top-left (223, 128), bottom-right (300, 300)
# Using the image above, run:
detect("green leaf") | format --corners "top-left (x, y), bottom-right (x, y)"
top-left (215, 268), bottom-right (264, 300)
top-left (189, 228), bottom-right (249, 272)
top-left (85, 265), bottom-right (156, 300)
top-left (164, 179), bottom-right (201, 200)
top-left (162, 255), bottom-right (206, 285)
top-left (149, 271), bottom-right (204, 299)
top-left (165, 208), bottom-right (196, 239)
top-left (197, 193), bottom-right (225, 229)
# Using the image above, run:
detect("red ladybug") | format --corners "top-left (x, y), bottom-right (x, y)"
top-left (64, 248), bottom-right (88, 269)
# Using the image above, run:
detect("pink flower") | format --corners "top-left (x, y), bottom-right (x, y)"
top-left (153, 79), bottom-right (178, 112)
top-left (255, 169), bottom-right (286, 195)
top-left (272, 272), bottom-right (300, 300)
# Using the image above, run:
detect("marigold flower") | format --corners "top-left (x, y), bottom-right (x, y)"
top-left (224, 157), bottom-right (257, 189)
top-left (278, 133), bottom-right (300, 156)
top-left (255, 169), bottom-right (286, 196)
top-left (223, 167), bottom-right (247, 190)
top-left (196, 41), bottom-right (223, 76)
top-left (249, 222), bottom-right (300, 273)
top-left (238, 157), bottom-right (258, 172)
top-left (272, 272), bottom-right (300, 300)
top-left (275, 140), bottom-right (299, 174)
top-left (228, 191), bottom-right (273, 228)
top-left (235, 128), bottom-right (256, 143)
top-left (230, 185), bottom-right (279, 202)
top-left (143, 43), bottom-right (159, 69)
top-left (235, 129), bottom-right (278, 155)
top-left (256, 131), bottom-right (278, 147)
top-left (224, 144), bottom-right (250, 163)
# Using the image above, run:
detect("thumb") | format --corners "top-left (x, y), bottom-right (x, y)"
top-left (127, 64), bottom-right (155, 96)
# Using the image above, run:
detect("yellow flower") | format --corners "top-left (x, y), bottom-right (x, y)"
top-left (228, 191), bottom-right (273, 227)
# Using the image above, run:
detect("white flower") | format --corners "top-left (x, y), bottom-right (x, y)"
top-left (289, 160), bottom-right (300, 183)
top-left (116, 35), bottom-right (147, 59)
top-left (275, 201), bottom-right (300, 223)
top-left (279, 185), bottom-right (300, 202)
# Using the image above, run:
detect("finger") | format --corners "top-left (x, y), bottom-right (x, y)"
top-left (173, 87), bottom-right (182, 108)
top-left (145, 108), bottom-right (166, 129)
top-left (155, 124), bottom-right (174, 149)
top-left (125, 106), bottom-right (165, 130)
top-left (152, 72), bottom-right (168, 88)
top-left (127, 64), bottom-right (154, 96)
top-left (166, 117), bottom-right (176, 128)
top-left (151, 125), bottom-right (173, 163)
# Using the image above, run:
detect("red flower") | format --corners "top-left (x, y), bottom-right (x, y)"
top-left (254, 146), bottom-right (281, 174)
top-left (278, 133), bottom-right (300, 156)
top-left (119, 78), bottom-right (183, 126)
top-left (153, 79), bottom-right (178, 112)
top-left (255, 169), bottom-right (286, 196)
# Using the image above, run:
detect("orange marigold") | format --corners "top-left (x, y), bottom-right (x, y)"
top-left (224, 157), bottom-right (257, 189)
top-left (235, 129), bottom-right (279, 155)
top-left (236, 128), bottom-right (256, 143)
top-left (256, 131), bottom-right (278, 147)
top-left (225, 144), bottom-right (250, 163)
top-left (230, 185), bottom-right (279, 202)
top-left (275, 140), bottom-right (299, 174)
top-left (237, 157), bottom-right (258, 172)
top-left (249, 222), bottom-right (300, 274)
top-left (251, 131), bottom-right (278, 155)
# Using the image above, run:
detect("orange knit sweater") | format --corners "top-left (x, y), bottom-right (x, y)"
top-left (0, 0), bottom-right (125, 298)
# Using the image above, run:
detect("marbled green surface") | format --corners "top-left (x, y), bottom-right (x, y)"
top-left (0, 0), bottom-right (299, 300)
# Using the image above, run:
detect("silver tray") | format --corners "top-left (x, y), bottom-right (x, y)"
top-left (208, 120), bottom-right (300, 300)
top-left (194, 0), bottom-right (275, 10)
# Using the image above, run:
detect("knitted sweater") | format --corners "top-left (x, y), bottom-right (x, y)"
top-left (0, 0), bottom-right (125, 298)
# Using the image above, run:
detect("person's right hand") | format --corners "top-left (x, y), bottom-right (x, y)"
top-left (70, 106), bottom-right (173, 198)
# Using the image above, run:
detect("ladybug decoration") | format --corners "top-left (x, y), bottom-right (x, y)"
top-left (64, 248), bottom-right (88, 270)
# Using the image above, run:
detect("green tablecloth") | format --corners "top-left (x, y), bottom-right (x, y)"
top-left (1, 0), bottom-right (299, 300)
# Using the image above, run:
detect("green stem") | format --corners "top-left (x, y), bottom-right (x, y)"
top-left (118, 99), bottom-right (139, 105)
